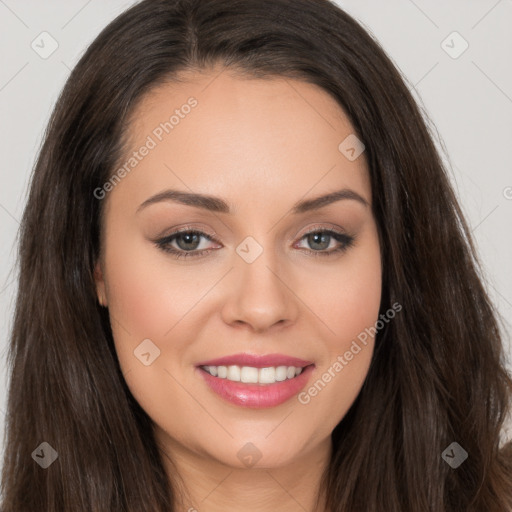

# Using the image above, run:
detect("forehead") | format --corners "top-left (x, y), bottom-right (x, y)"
top-left (108, 67), bottom-right (371, 214)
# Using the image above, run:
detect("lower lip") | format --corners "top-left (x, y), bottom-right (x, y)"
top-left (196, 364), bottom-right (315, 408)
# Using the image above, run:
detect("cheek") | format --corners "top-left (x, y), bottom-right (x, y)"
top-left (102, 239), bottom-right (212, 431)
top-left (297, 228), bottom-right (381, 415)
top-left (305, 227), bottom-right (382, 348)
top-left (101, 230), bottom-right (206, 370)
top-left (104, 221), bottom-right (216, 321)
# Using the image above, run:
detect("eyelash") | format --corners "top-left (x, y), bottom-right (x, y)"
top-left (155, 225), bottom-right (355, 260)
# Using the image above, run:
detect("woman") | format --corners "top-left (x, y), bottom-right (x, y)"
top-left (1, 0), bottom-right (511, 510)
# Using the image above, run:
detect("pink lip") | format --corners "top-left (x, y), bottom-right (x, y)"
top-left (196, 364), bottom-right (316, 409)
top-left (196, 352), bottom-right (313, 368)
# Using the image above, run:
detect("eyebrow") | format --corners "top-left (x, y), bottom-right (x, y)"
top-left (136, 187), bottom-right (369, 215)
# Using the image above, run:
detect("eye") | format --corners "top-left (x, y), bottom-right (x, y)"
top-left (294, 227), bottom-right (355, 257)
top-left (155, 228), bottom-right (220, 260)
top-left (155, 226), bottom-right (355, 260)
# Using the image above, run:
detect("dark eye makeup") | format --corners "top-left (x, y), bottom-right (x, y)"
top-left (154, 225), bottom-right (356, 260)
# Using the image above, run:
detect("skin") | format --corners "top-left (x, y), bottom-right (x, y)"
top-left (94, 66), bottom-right (382, 512)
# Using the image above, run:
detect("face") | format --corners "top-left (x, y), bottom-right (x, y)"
top-left (94, 67), bottom-right (382, 471)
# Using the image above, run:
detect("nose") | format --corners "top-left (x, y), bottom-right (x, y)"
top-left (220, 246), bottom-right (299, 333)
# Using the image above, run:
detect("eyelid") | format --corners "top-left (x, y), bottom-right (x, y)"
top-left (157, 222), bottom-right (348, 244)
top-left (157, 224), bottom-right (219, 240)
top-left (154, 222), bottom-right (355, 261)
top-left (294, 222), bottom-right (348, 239)
top-left (292, 224), bottom-right (354, 254)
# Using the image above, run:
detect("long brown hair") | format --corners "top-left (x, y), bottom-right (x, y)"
top-left (2, 0), bottom-right (511, 510)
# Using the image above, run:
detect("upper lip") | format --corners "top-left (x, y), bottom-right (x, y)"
top-left (196, 353), bottom-right (314, 369)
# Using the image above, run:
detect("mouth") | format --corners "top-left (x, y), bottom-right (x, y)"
top-left (195, 354), bottom-right (316, 408)
top-left (199, 363), bottom-right (311, 385)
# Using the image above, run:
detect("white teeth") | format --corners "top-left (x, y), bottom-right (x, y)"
top-left (203, 365), bottom-right (305, 384)
top-left (258, 367), bottom-right (275, 384)
top-left (240, 366), bottom-right (259, 383)
top-left (227, 365), bottom-right (241, 381)
top-left (275, 366), bottom-right (287, 381)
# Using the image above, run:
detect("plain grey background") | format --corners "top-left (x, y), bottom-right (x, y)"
top-left (0, 0), bottom-right (511, 464)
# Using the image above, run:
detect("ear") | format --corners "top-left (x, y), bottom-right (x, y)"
top-left (93, 260), bottom-right (108, 307)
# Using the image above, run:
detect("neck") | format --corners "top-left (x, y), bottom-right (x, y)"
top-left (156, 430), bottom-right (333, 512)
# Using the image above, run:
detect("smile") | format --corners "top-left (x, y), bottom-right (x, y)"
top-left (201, 364), bottom-right (304, 384)
top-left (197, 364), bottom-right (315, 408)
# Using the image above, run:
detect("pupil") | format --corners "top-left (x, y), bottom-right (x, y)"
top-left (174, 232), bottom-right (331, 252)
top-left (309, 233), bottom-right (329, 250)
top-left (178, 233), bottom-right (200, 250)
